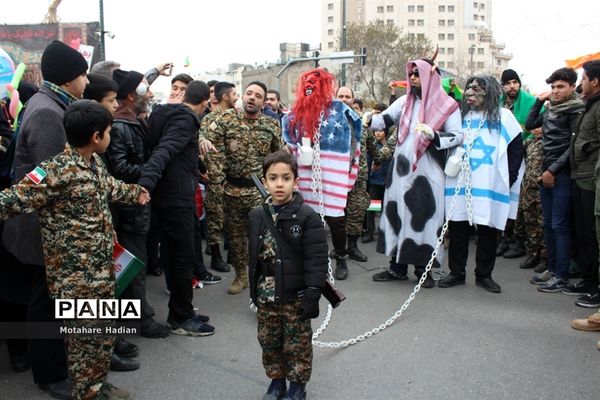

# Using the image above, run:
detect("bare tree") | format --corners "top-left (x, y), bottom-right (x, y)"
top-left (340, 22), bottom-right (432, 102)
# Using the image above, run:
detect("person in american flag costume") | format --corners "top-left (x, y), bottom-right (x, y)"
top-left (282, 68), bottom-right (362, 280)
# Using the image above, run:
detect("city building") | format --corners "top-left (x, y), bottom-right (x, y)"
top-left (321, 0), bottom-right (512, 77)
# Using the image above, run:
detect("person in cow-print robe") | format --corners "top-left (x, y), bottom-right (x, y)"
top-left (369, 59), bottom-right (463, 287)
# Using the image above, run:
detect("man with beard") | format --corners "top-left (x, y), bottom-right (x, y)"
top-left (440, 75), bottom-right (524, 293)
top-left (369, 59), bottom-right (463, 288)
top-left (282, 69), bottom-right (362, 280)
top-left (566, 61), bottom-right (600, 305)
top-left (266, 89), bottom-right (286, 123)
top-left (497, 69), bottom-right (539, 262)
top-left (200, 82), bottom-right (238, 273)
top-left (205, 81), bottom-right (284, 294)
top-left (336, 86), bottom-right (370, 266)
top-left (107, 70), bottom-right (170, 347)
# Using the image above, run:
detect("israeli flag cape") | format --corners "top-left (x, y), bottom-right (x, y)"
top-left (445, 109), bottom-right (523, 230)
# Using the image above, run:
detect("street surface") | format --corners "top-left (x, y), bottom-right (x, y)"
top-left (1, 240), bottom-right (599, 399)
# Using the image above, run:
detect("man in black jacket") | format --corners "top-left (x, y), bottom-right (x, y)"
top-left (138, 81), bottom-right (215, 337)
top-left (106, 69), bottom-right (170, 344)
top-left (525, 67), bottom-right (584, 292)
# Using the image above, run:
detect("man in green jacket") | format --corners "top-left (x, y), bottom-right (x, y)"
top-left (566, 60), bottom-right (600, 307)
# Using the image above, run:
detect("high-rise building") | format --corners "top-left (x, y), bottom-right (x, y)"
top-left (321, 0), bottom-right (511, 76)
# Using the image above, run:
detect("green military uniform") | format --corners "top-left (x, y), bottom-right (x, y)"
top-left (345, 129), bottom-right (370, 236)
top-left (0, 145), bottom-right (142, 399)
top-left (199, 111), bottom-right (226, 248)
top-left (205, 109), bottom-right (284, 292)
top-left (256, 202), bottom-right (313, 384)
top-left (521, 137), bottom-right (545, 261)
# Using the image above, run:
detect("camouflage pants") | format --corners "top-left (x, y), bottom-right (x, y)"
top-left (522, 184), bottom-right (545, 258)
top-left (205, 184), bottom-right (225, 246)
top-left (257, 299), bottom-right (313, 384)
top-left (224, 190), bottom-right (262, 279)
top-left (67, 323), bottom-right (114, 400)
top-left (345, 179), bottom-right (370, 236)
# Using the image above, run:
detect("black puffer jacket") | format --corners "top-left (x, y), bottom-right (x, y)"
top-left (138, 104), bottom-right (200, 208)
top-left (106, 106), bottom-right (151, 233)
top-left (248, 193), bottom-right (328, 305)
top-left (526, 98), bottom-right (585, 174)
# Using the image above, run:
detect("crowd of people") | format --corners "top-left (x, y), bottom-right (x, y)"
top-left (0, 38), bottom-right (599, 400)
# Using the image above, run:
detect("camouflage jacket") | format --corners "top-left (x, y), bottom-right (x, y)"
top-left (366, 126), bottom-right (397, 163)
top-left (204, 109), bottom-right (284, 196)
top-left (0, 145), bottom-right (142, 298)
top-left (523, 136), bottom-right (543, 188)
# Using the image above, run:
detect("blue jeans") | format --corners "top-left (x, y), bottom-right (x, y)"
top-left (540, 173), bottom-right (572, 280)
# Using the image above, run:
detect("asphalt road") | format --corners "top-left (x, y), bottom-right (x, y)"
top-left (1, 240), bottom-right (599, 400)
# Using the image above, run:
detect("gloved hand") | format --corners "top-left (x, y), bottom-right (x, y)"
top-left (415, 123), bottom-right (435, 140)
top-left (300, 287), bottom-right (321, 320)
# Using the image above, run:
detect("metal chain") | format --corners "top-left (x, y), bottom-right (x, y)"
top-left (311, 117), bottom-right (481, 349)
top-left (310, 111), bottom-right (336, 341)
top-left (463, 112), bottom-right (486, 226)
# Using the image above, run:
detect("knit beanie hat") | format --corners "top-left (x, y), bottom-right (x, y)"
top-left (113, 69), bottom-right (144, 100)
top-left (41, 41), bottom-right (88, 86)
top-left (501, 69), bottom-right (521, 86)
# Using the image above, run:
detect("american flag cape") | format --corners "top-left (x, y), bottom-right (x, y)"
top-left (282, 100), bottom-right (362, 217)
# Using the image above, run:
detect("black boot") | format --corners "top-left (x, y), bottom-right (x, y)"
top-left (415, 268), bottom-right (435, 289)
top-left (210, 244), bottom-right (231, 272)
top-left (347, 235), bottom-right (368, 262)
top-left (438, 272), bottom-right (466, 288)
top-left (361, 230), bottom-right (374, 243)
top-left (503, 240), bottom-right (526, 259)
top-left (335, 258), bottom-right (349, 280)
top-left (496, 237), bottom-right (509, 256)
top-left (262, 379), bottom-right (287, 400)
top-left (282, 382), bottom-right (306, 400)
top-left (110, 353), bottom-right (140, 371)
top-left (519, 255), bottom-right (540, 269)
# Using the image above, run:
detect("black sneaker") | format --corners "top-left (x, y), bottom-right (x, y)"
top-left (530, 270), bottom-right (553, 285)
top-left (537, 276), bottom-right (568, 293)
top-left (372, 269), bottom-right (408, 282)
top-left (561, 280), bottom-right (593, 296)
top-left (575, 292), bottom-right (600, 308)
top-left (200, 272), bottom-right (222, 285)
top-left (169, 316), bottom-right (215, 337)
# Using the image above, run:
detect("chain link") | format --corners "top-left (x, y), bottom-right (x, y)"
top-left (311, 115), bottom-right (481, 348)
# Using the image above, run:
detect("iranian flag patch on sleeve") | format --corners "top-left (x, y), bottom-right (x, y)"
top-left (26, 166), bottom-right (47, 184)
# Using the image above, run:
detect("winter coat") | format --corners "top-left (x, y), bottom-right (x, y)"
top-left (525, 98), bottom-right (584, 175)
top-left (571, 93), bottom-right (600, 181)
top-left (1, 85), bottom-right (68, 265)
top-left (105, 106), bottom-right (151, 233)
top-left (248, 193), bottom-right (328, 305)
top-left (138, 104), bottom-right (200, 209)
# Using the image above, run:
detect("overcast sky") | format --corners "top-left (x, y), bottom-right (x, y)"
top-left (2, 0), bottom-right (599, 94)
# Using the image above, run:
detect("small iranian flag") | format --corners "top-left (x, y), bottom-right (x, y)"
top-left (113, 243), bottom-right (145, 297)
top-left (367, 200), bottom-right (382, 212)
top-left (26, 166), bottom-right (47, 184)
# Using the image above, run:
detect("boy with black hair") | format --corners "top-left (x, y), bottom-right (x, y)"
top-left (248, 150), bottom-right (328, 400)
top-left (0, 100), bottom-right (149, 399)
top-left (83, 73), bottom-right (119, 115)
top-left (140, 80), bottom-right (216, 337)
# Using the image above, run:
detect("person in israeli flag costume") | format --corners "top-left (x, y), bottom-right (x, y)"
top-left (369, 58), bottom-right (463, 287)
top-left (439, 75), bottom-right (524, 293)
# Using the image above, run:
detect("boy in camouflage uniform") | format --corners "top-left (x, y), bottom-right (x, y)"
top-left (248, 151), bottom-right (328, 400)
top-left (0, 101), bottom-right (149, 400)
